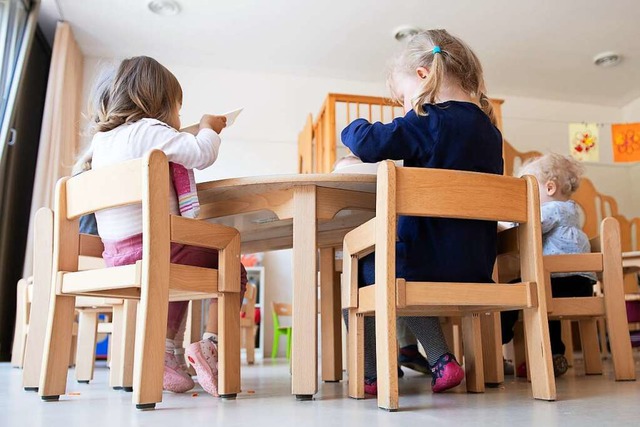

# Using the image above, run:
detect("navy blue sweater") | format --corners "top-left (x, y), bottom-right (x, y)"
top-left (341, 101), bottom-right (503, 285)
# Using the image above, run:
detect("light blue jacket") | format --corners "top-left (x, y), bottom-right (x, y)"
top-left (541, 200), bottom-right (596, 280)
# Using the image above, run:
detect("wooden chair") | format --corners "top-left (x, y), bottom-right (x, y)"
top-left (502, 140), bottom-right (541, 177)
top-left (342, 161), bottom-right (555, 411)
top-left (240, 283), bottom-right (258, 364)
top-left (38, 150), bottom-right (242, 409)
top-left (507, 218), bottom-right (635, 381)
top-left (271, 302), bottom-right (293, 360)
top-left (572, 178), bottom-right (619, 239)
top-left (17, 208), bottom-right (137, 391)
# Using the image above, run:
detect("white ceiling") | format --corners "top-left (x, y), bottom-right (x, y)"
top-left (39, 0), bottom-right (640, 107)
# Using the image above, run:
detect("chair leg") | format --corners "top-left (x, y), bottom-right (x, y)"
top-left (75, 311), bottom-right (99, 383)
top-left (601, 216), bottom-right (635, 380)
top-left (245, 326), bottom-right (255, 364)
top-left (23, 207), bottom-right (54, 390)
top-left (512, 320), bottom-right (528, 379)
top-left (522, 307), bottom-right (556, 401)
top-left (131, 287), bottom-right (168, 409)
top-left (39, 294), bottom-right (76, 401)
top-left (347, 309), bottom-right (364, 399)
top-left (375, 313), bottom-right (399, 411)
top-left (271, 330), bottom-right (280, 359)
top-left (110, 301), bottom-right (136, 390)
top-left (11, 279), bottom-right (29, 368)
top-left (286, 328), bottom-right (292, 361)
top-left (597, 318), bottom-right (608, 358)
top-left (462, 314), bottom-right (485, 393)
top-left (69, 326), bottom-right (78, 368)
top-left (218, 292), bottom-right (241, 398)
top-left (561, 320), bottom-right (574, 367)
top-left (579, 319), bottom-right (603, 375)
top-left (480, 312), bottom-right (504, 385)
top-left (110, 304), bottom-right (124, 388)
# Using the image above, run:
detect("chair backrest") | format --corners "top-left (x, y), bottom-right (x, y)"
top-left (376, 161), bottom-right (544, 286)
top-left (616, 215), bottom-right (633, 252)
top-left (391, 164), bottom-right (529, 223)
top-left (52, 150), bottom-right (170, 281)
top-left (503, 140), bottom-right (542, 178)
top-left (240, 283), bottom-right (257, 318)
top-left (271, 302), bottom-right (292, 328)
top-left (571, 177), bottom-right (620, 239)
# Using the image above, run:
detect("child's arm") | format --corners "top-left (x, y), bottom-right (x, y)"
top-left (134, 118), bottom-right (225, 170)
top-left (340, 112), bottom-right (437, 163)
top-left (540, 203), bottom-right (561, 234)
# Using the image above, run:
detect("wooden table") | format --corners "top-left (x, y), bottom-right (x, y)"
top-left (197, 174), bottom-right (376, 399)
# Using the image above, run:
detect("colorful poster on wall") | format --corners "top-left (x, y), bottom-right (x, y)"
top-left (568, 123), bottom-right (599, 162)
top-left (611, 123), bottom-right (640, 163)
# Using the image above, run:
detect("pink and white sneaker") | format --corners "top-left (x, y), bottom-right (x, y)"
top-left (430, 353), bottom-right (464, 393)
top-left (163, 351), bottom-right (195, 393)
top-left (186, 338), bottom-right (219, 397)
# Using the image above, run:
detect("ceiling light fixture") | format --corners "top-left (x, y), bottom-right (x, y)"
top-left (593, 51), bottom-right (622, 67)
top-left (393, 25), bottom-right (422, 42)
top-left (147, 0), bottom-right (181, 16)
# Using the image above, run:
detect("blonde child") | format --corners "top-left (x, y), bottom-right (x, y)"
top-left (341, 29), bottom-right (503, 395)
top-left (501, 153), bottom-right (595, 377)
top-left (84, 56), bottom-right (246, 396)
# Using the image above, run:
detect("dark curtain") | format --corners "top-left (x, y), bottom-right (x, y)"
top-left (0, 27), bottom-right (51, 360)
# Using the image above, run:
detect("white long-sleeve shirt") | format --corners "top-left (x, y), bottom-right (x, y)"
top-left (91, 118), bottom-right (221, 241)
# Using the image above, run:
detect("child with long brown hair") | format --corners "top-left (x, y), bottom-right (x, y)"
top-left (84, 56), bottom-right (246, 397)
top-left (342, 29), bottom-right (503, 395)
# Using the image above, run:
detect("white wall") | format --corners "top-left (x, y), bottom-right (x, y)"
top-left (623, 97), bottom-right (640, 121)
top-left (82, 57), bottom-right (640, 355)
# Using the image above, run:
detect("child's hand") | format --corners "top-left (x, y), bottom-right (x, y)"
top-left (200, 115), bottom-right (227, 134)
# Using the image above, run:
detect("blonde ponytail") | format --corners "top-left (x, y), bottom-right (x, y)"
top-left (412, 50), bottom-right (445, 116)
top-left (479, 93), bottom-right (497, 127)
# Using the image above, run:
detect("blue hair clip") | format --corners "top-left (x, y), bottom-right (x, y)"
top-left (432, 46), bottom-right (442, 54)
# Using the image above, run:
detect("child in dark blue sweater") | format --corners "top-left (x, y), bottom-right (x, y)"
top-left (342, 29), bottom-right (503, 395)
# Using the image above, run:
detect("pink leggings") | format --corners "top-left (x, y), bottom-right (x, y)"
top-left (102, 234), bottom-right (247, 334)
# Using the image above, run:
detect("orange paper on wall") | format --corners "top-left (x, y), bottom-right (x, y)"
top-left (611, 123), bottom-right (640, 163)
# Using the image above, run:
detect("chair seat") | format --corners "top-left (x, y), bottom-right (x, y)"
top-left (59, 261), bottom-right (219, 301)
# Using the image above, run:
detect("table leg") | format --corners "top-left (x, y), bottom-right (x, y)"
top-left (292, 185), bottom-right (317, 399)
top-left (320, 247), bottom-right (343, 382)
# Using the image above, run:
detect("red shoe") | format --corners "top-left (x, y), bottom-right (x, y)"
top-left (364, 377), bottom-right (377, 395)
top-left (516, 362), bottom-right (527, 378)
top-left (430, 353), bottom-right (464, 393)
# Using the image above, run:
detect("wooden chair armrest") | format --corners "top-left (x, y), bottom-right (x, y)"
top-left (543, 253), bottom-right (603, 274)
top-left (343, 218), bottom-right (376, 258)
top-left (170, 215), bottom-right (239, 251)
top-left (342, 218), bottom-right (376, 309)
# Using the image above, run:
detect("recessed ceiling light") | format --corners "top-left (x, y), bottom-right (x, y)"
top-left (148, 0), bottom-right (181, 16)
top-left (393, 25), bottom-right (422, 42)
top-left (593, 51), bottom-right (622, 67)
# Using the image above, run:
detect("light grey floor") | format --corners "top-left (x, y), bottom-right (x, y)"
top-left (1, 356), bottom-right (640, 427)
